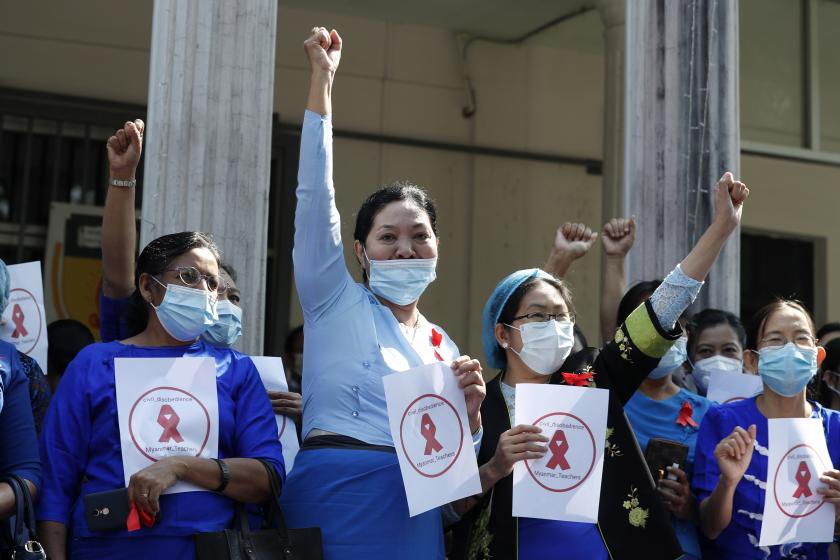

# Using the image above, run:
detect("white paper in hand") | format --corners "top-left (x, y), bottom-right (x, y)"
top-left (0, 261), bottom-right (48, 372)
top-left (512, 383), bottom-right (608, 523)
top-left (251, 356), bottom-right (300, 474)
top-left (759, 418), bottom-right (835, 546)
top-left (115, 357), bottom-right (219, 494)
top-left (383, 361), bottom-right (481, 516)
top-left (706, 371), bottom-right (763, 404)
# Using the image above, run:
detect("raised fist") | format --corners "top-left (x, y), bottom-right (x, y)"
top-left (601, 216), bottom-right (636, 258)
top-left (106, 119), bottom-right (144, 180)
top-left (713, 172), bottom-right (750, 229)
top-left (553, 222), bottom-right (598, 261)
top-left (304, 27), bottom-right (342, 74)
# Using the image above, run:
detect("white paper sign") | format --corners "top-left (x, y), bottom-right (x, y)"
top-left (759, 418), bottom-right (835, 546)
top-left (0, 261), bottom-right (48, 372)
top-left (512, 383), bottom-right (609, 523)
top-left (250, 356), bottom-right (300, 474)
top-left (383, 361), bottom-right (481, 516)
top-left (707, 371), bottom-right (764, 404)
top-left (115, 357), bottom-right (219, 494)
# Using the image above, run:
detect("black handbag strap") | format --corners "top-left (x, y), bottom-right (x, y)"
top-left (256, 459), bottom-right (291, 539)
top-left (11, 475), bottom-right (38, 541)
top-left (1, 475), bottom-right (36, 546)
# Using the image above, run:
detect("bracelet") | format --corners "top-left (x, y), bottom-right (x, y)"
top-left (212, 458), bottom-right (230, 493)
top-left (109, 177), bottom-right (137, 188)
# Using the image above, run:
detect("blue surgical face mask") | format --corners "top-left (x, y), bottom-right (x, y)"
top-left (758, 343), bottom-right (817, 397)
top-left (202, 299), bottom-right (242, 347)
top-left (151, 277), bottom-right (218, 342)
top-left (366, 249), bottom-right (437, 306)
top-left (648, 336), bottom-right (688, 379)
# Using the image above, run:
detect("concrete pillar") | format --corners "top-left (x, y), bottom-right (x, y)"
top-left (623, 0), bottom-right (740, 312)
top-left (141, 0), bottom-right (277, 354)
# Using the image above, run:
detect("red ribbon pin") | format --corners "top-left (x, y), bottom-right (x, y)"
top-left (157, 405), bottom-right (184, 443)
top-left (561, 371), bottom-right (595, 387)
top-left (10, 304), bottom-right (27, 338)
top-left (676, 400), bottom-right (698, 428)
top-left (431, 328), bottom-right (444, 362)
top-left (546, 429), bottom-right (571, 470)
top-left (793, 460), bottom-right (813, 499)
top-left (420, 413), bottom-right (443, 455)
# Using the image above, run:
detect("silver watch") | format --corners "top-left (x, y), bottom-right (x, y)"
top-left (109, 178), bottom-right (137, 188)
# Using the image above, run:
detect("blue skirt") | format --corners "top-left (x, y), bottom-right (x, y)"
top-left (69, 536), bottom-right (194, 559)
top-left (281, 447), bottom-right (444, 559)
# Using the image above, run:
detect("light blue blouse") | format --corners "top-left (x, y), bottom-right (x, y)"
top-left (295, 110), bottom-right (473, 447)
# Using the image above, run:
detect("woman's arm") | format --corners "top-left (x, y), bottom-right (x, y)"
top-left (102, 120), bottom-right (143, 299)
top-left (648, 173), bottom-right (749, 330)
top-left (599, 217), bottom-right (635, 342)
top-left (0, 352), bottom-right (40, 518)
top-left (293, 28), bottom-right (355, 322)
top-left (698, 424), bottom-right (756, 539)
top-left (38, 521), bottom-right (67, 560)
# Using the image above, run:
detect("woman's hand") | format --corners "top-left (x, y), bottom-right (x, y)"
top-left (304, 27), bottom-right (342, 76)
top-left (127, 457), bottom-right (186, 516)
top-left (106, 119), bottom-right (144, 181)
top-left (658, 466), bottom-right (696, 520)
top-left (601, 216), bottom-right (636, 258)
top-left (268, 390), bottom-right (303, 422)
top-left (451, 355), bottom-right (485, 433)
top-left (485, 425), bottom-right (548, 482)
top-left (714, 424), bottom-right (756, 484)
top-left (818, 469), bottom-right (840, 521)
top-left (712, 172), bottom-right (749, 232)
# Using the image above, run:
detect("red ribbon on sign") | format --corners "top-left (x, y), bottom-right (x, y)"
top-left (546, 429), bottom-right (571, 470)
top-left (10, 304), bottom-right (27, 338)
top-left (431, 328), bottom-right (444, 362)
top-left (676, 400), bottom-right (698, 428)
top-left (157, 404), bottom-right (184, 443)
top-left (561, 371), bottom-right (594, 387)
top-left (420, 412), bottom-right (444, 455)
top-left (126, 503), bottom-right (156, 532)
top-left (793, 460), bottom-right (813, 499)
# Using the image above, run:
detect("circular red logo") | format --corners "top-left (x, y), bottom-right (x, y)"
top-left (772, 443), bottom-right (828, 518)
top-left (4, 288), bottom-right (42, 355)
top-left (128, 386), bottom-right (211, 462)
top-left (399, 393), bottom-right (464, 478)
top-left (524, 412), bottom-right (596, 493)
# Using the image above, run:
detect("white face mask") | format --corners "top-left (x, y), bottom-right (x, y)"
top-left (365, 249), bottom-right (437, 306)
top-left (648, 337), bottom-right (688, 379)
top-left (506, 319), bottom-right (575, 376)
top-left (691, 355), bottom-right (743, 395)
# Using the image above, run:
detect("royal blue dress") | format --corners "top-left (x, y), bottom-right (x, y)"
top-left (693, 397), bottom-right (840, 559)
top-left (624, 388), bottom-right (711, 558)
top-left (37, 340), bottom-right (285, 559)
top-left (0, 340), bottom-right (41, 487)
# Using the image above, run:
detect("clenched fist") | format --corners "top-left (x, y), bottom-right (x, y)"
top-left (107, 119), bottom-right (144, 181)
top-left (304, 27), bottom-right (342, 75)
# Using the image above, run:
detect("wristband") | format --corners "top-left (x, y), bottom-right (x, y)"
top-left (109, 177), bottom-right (137, 188)
top-left (212, 458), bottom-right (230, 493)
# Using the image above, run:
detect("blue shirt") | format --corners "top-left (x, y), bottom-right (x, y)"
top-left (0, 340), bottom-right (41, 488)
top-left (693, 397), bottom-right (840, 559)
top-left (625, 388), bottom-right (711, 558)
top-left (37, 340), bottom-right (285, 540)
top-left (294, 110), bottom-right (464, 446)
top-left (99, 292), bottom-right (136, 342)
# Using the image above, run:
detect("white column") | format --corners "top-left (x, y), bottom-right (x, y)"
top-left (623, 0), bottom-right (740, 312)
top-left (141, 0), bottom-right (277, 354)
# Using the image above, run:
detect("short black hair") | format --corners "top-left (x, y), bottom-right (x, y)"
top-left (746, 298), bottom-right (816, 350)
top-left (220, 262), bottom-right (238, 283)
top-left (47, 319), bottom-right (95, 377)
top-left (284, 325), bottom-right (304, 355)
top-left (616, 280), bottom-right (662, 326)
top-left (687, 308), bottom-right (747, 355)
top-left (353, 181), bottom-right (438, 243)
top-left (817, 322), bottom-right (840, 342)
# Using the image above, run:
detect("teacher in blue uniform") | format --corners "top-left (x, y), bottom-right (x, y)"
top-left (37, 231), bottom-right (285, 560)
top-left (280, 27), bottom-right (486, 560)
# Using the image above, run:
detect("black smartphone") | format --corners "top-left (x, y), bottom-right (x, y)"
top-left (83, 488), bottom-right (131, 532)
top-left (644, 438), bottom-right (690, 482)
